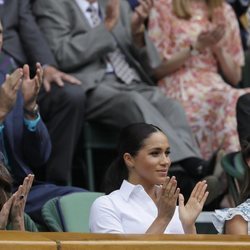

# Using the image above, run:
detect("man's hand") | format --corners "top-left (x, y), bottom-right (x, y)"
top-left (105, 0), bottom-right (120, 31)
top-left (43, 65), bottom-right (81, 92)
top-left (131, 0), bottom-right (153, 35)
top-left (22, 63), bottom-right (43, 112)
top-left (0, 68), bottom-right (23, 123)
top-left (0, 196), bottom-right (14, 230)
top-left (10, 174), bottom-right (34, 231)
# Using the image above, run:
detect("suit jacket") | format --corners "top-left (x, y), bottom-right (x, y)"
top-left (33, 0), bottom-right (162, 91)
top-left (0, 0), bottom-right (57, 67)
top-left (127, 0), bottom-right (139, 10)
top-left (0, 82), bottom-right (51, 186)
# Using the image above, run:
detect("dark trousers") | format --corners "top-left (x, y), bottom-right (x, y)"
top-left (38, 83), bottom-right (86, 185)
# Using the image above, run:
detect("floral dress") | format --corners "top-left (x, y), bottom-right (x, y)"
top-left (212, 199), bottom-right (250, 234)
top-left (148, 0), bottom-right (250, 159)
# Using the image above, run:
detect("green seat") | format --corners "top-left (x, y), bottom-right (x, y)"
top-left (83, 122), bottom-right (119, 191)
top-left (221, 152), bottom-right (246, 205)
top-left (41, 197), bottom-right (64, 232)
top-left (42, 192), bottom-right (104, 232)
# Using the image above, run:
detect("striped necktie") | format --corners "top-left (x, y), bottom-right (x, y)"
top-left (87, 4), bottom-right (140, 84)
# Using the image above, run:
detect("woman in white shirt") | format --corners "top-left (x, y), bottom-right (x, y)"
top-left (89, 123), bottom-right (208, 234)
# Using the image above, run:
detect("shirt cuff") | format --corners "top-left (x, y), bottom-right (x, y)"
top-left (24, 114), bottom-right (41, 132)
top-left (0, 123), bottom-right (4, 134)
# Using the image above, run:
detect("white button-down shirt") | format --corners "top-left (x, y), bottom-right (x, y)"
top-left (89, 180), bottom-right (184, 234)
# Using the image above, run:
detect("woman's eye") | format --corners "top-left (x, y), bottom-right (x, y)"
top-left (151, 152), bottom-right (159, 156)
top-left (165, 151), bottom-right (171, 156)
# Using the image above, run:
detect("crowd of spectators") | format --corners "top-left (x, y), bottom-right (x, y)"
top-left (0, 0), bottom-right (250, 235)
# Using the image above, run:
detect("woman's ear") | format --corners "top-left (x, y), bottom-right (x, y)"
top-left (123, 153), bottom-right (135, 169)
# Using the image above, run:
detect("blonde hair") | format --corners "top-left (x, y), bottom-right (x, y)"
top-left (172, 0), bottom-right (224, 19)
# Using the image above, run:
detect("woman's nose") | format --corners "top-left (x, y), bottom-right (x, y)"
top-left (161, 154), bottom-right (171, 166)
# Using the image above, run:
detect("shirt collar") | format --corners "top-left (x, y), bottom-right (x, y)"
top-left (119, 180), bottom-right (163, 202)
top-left (119, 180), bottom-right (146, 202)
top-left (76, 0), bottom-right (99, 13)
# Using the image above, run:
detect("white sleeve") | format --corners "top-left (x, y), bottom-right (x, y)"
top-left (212, 203), bottom-right (250, 234)
top-left (89, 196), bottom-right (125, 233)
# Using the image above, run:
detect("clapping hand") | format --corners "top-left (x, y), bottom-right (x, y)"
top-left (156, 176), bottom-right (180, 221)
top-left (9, 174), bottom-right (34, 231)
top-left (0, 174), bottom-right (34, 231)
top-left (146, 176), bottom-right (179, 234)
top-left (0, 195), bottom-right (14, 230)
top-left (105, 0), bottom-right (120, 31)
top-left (131, 0), bottom-right (153, 33)
top-left (195, 24), bottom-right (225, 52)
top-left (0, 68), bottom-right (23, 122)
top-left (22, 63), bottom-right (43, 112)
top-left (131, 0), bottom-right (153, 47)
top-left (179, 180), bottom-right (208, 234)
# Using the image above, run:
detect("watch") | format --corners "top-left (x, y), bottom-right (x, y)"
top-left (23, 104), bottom-right (39, 117)
top-left (189, 44), bottom-right (200, 56)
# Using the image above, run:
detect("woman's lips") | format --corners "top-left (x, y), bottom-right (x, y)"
top-left (156, 170), bottom-right (168, 176)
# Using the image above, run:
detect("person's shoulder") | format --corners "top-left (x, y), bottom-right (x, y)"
top-left (222, 1), bottom-right (237, 18)
top-left (225, 213), bottom-right (248, 234)
top-left (91, 190), bottom-right (121, 209)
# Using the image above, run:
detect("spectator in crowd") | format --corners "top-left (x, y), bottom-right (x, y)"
top-left (212, 93), bottom-right (250, 234)
top-left (89, 123), bottom-right (208, 234)
top-left (0, 160), bottom-right (37, 231)
top-left (227, 0), bottom-right (250, 49)
top-left (212, 136), bottom-right (250, 234)
top-left (33, 0), bottom-right (221, 198)
top-left (148, 0), bottom-right (250, 160)
top-left (0, 0), bottom-right (86, 186)
top-left (0, 20), bottom-right (86, 225)
top-left (0, 62), bottom-right (86, 226)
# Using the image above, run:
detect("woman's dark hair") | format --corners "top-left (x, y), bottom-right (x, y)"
top-left (104, 123), bottom-right (163, 194)
top-left (239, 136), bottom-right (250, 203)
top-left (0, 161), bottom-right (13, 209)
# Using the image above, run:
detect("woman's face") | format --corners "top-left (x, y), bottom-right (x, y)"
top-left (126, 131), bottom-right (171, 186)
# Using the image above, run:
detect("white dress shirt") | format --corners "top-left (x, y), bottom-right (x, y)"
top-left (74, 0), bottom-right (99, 28)
top-left (89, 180), bottom-right (184, 234)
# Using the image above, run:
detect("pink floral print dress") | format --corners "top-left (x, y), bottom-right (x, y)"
top-left (148, 0), bottom-right (250, 159)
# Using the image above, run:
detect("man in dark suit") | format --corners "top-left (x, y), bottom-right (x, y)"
top-left (0, 0), bottom-right (86, 186)
top-left (0, 55), bottom-right (85, 226)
